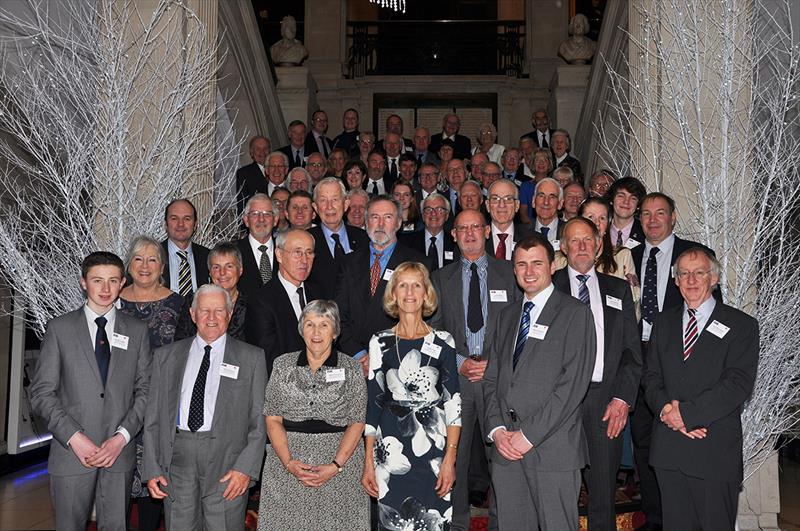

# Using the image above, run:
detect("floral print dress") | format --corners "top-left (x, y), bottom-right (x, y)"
top-left (365, 328), bottom-right (461, 531)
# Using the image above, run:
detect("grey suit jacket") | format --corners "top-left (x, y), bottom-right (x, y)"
top-left (30, 307), bottom-right (152, 476)
top-left (483, 288), bottom-right (596, 471)
top-left (142, 336), bottom-right (267, 487)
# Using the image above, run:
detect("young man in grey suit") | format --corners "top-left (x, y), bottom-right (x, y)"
top-left (143, 284), bottom-right (267, 530)
top-left (429, 209), bottom-right (520, 531)
top-left (483, 234), bottom-right (596, 531)
top-left (554, 218), bottom-right (642, 531)
top-left (31, 251), bottom-right (152, 531)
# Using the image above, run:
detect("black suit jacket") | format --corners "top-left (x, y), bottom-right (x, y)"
top-left (552, 269), bottom-right (643, 407)
top-left (430, 132), bottom-right (472, 160)
top-left (623, 219), bottom-right (646, 247)
top-left (485, 222), bottom-right (535, 258)
top-left (521, 128), bottom-right (556, 147)
top-left (235, 162), bottom-right (266, 215)
top-left (376, 137), bottom-right (414, 154)
top-left (236, 237), bottom-right (278, 297)
top-left (245, 276), bottom-right (322, 377)
top-left (398, 230), bottom-right (460, 270)
top-left (307, 224), bottom-right (370, 299)
top-left (363, 175), bottom-right (395, 196)
top-left (556, 154), bottom-right (584, 182)
top-left (278, 144), bottom-right (306, 170)
top-left (160, 240), bottom-right (210, 291)
top-left (332, 130), bottom-right (360, 157)
top-left (335, 242), bottom-right (432, 355)
top-left (643, 302), bottom-right (758, 482)
top-left (304, 131), bottom-right (332, 157)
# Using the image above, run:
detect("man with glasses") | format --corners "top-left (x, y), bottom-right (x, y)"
top-left (305, 109), bottom-right (332, 158)
top-left (484, 179), bottom-right (533, 260)
top-left (236, 193), bottom-right (280, 296)
top-left (264, 151), bottom-right (289, 195)
top-left (399, 192), bottom-right (458, 270)
top-left (305, 152), bottom-right (327, 187)
top-left (429, 209), bottom-right (519, 531)
top-left (532, 178), bottom-right (565, 247)
top-left (414, 162), bottom-right (442, 209)
top-left (478, 161), bottom-right (502, 197)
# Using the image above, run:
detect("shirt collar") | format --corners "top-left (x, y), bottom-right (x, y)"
top-left (567, 265), bottom-right (596, 282)
top-left (644, 232), bottom-right (675, 254)
top-left (192, 332), bottom-right (227, 354)
top-left (684, 295), bottom-right (716, 320)
top-left (370, 240), bottom-right (397, 257)
top-left (278, 270), bottom-right (303, 290)
top-left (321, 221), bottom-right (346, 240)
top-left (461, 253), bottom-right (488, 270)
top-left (524, 282), bottom-right (555, 305)
top-left (424, 229), bottom-right (443, 241)
top-left (296, 350), bottom-right (339, 367)
top-left (84, 304), bottom-right (116, 323)
top-left (167, 239), bottom-right (193, 256)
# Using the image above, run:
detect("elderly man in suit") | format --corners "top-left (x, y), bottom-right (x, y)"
top-left (31, 251), bottom-right (152, 531)
top-left (143, 283), bottom-right (266, 531)
top-left (520, 108), bottom-right (555, 148)
top-left (235, 135), bottom-right (270, 215)
top-left (643, 247), bottom-right (758, 531)
top-left (308, 177), bottom-right (369, 299)
top-left (532, 178), bottom-right (565, 248)
top-left (429, 209), bottom-right (519, 531)
top-left (430, 112), bottom-right (472, 160)
top-left (246, 228), bottom-right (321, 376)
top-left (236, 193), bottom-right (279, 296)
top-left (485, 178), bottom-right (533, 260)
top-left (483, 234), bottom-right (595, 531)
top-left (554, 218), bottom-right (642, 531)
top-left (278, 120), bottom-right (309, 170)
top-left (161, 198), bottom-right (210, 297)
top-left (399, 192), bottom-right (458, 270)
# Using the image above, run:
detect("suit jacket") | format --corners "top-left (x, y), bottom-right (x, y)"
top-left (30, 308), bottom-right (152, 476)
top-left (307, 224), bottom-right (370, 299)
top-left (160, 240), bottom-right (210, 291)
top-left (627, 219), bottom-right (646, 246)
top-left (556, 154), bottom-right (583, 182)
top-left (642, 302), bottom-right (758, 482)
top-left (413, 151), bottom-right (440, 168)
top-left (631, 235), bottom-right (721, 314)
top-left (552, 269), bottom-right (642, 407)
top-left (236, 236), bottom-right (278, 297)
top-left (304, 131), bottom-right (332, 157)
top-left (376, 137), bottom-right (414, 154)
top-left (142, 336), bottom-right (267, 486)
top-left (235, 161), bottom-right (266, 215)
top-left (521, 128), bottom-right (556, 147)
top-left (398, 230), bottom-right (460, 269)
top-left (335, 242), bottom-right (432, 356)
top-left (483, 288), bottom-right (596, 471)
top-left (332, 130), bottom-right (360, 158)
top-left (245, 277), bottom-right (322, 377)
top-left (278, 144), bottom-right (306, 170)
top-left (363, 175), bottom-right (395, 196)
top-left (485, 222), bottom-right (535, 258)
top-left (430, 132), bottom-right (472, 160)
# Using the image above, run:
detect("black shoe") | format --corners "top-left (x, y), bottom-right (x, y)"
top-left (468, 489), bottom-right (487, 507)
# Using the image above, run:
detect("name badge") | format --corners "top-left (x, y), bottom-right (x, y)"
top-left (528, 323), bottom-right (548, 340)
top-left (624, 238), bottom-right (641, 250)
top-left (421, 341), bottom-right (442, 359)
top-left (707, 320), bottom-right (730, 339)
top-left (111, 333), bottom-right (129, 350)
top-left (605, 295), bottom-right (622, 310)
top-left (489, 290), bottom-right (508, 303)
top-left (551, 240), bottom-right (560, 251)
top-left (325, 368), bottom-right (346, 382)
top-left (383, 268), bottom-right (394, 281)
top-left (444, 251), bottom-right (454, 260)
top-left (220, 363), bottom-right (239, 379)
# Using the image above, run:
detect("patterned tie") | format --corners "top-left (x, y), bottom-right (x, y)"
top-left (331, 233), bottom-right (346, 261)
top-left (576, 274), bottom-right (590, 306)
top-left (467, 263), bottom-right (484, 333)
top-left (683, 308), bottom-right (699, 361)
top-left (616, 230), bottom-right (624, 249)
top-left (297, 286), bottom-right (307, 309)
top-left (641, 247), bottom-right (660, 324)
top-left (258, 244), bottom-right (272, 284)
top-left (496, 233), bottom-right (508, 260)
top-left (369, 251), bottom-right (384, 297)
top-left (94, 316), bottom-right (111, 387)
top-left (513, 302), bottom-right (534, 370)
top-left (188, 345), bottom-right (211, 432)
top-left (540, 226), bottom-right (550, 239)
top-left (177, 250), bottom-right (192, 297)
top-left (427, 236), bottom-right (439, 270)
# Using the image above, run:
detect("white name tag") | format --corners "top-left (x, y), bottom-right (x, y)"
top-left (489, 290), bottom-right (508, 303)
top-left (624, 238), bottom-right (641, 250)
top-left (325, 368), bottom-right (346, 382)
top-left (383, 268), bottom-right (394, 281)
top-left (421, 341), bottom-right (442, 359)
top-left (444, 251), bottom-right (454, 260)
top-left (707, 320), bottom-right (730, 339)
top-left (528, 323), bottom-right (548, 340)
top-left (551, 240), bottom-right (560, 251)
top-left (220, 363), bottom-right (239, 379)
top-left (110, 333), bottom-right (129, 350)
top-left (605, 295), bottom-right (622, 310)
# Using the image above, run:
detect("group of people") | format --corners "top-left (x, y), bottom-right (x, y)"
top-left (29, 107), bottom-right (758, 531)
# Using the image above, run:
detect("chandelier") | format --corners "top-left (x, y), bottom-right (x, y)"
top-left (369, 0), bottom-right (406, 13)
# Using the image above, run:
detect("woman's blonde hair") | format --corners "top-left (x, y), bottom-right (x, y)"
top-left (382, 261), bottom-right (438, 318)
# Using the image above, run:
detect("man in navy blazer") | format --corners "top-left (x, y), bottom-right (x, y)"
top-left (235, 135), bottom-right (270, 215)
top-left (430, 112), bottom-right (472, 160)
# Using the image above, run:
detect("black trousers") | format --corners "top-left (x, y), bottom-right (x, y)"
top-left (655, 468), bottom-right (738, 531)
top-left (631, 342), bottom-right (662, 526)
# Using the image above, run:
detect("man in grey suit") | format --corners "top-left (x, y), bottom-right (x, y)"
top-left (31, 251), bottom-right (152, 531)
top-left (483, 234), bottom-right (596, 531)
top-left (143, 284), bottom-right (267, 530)
top-left (430, 209), bottom-right (520, 531)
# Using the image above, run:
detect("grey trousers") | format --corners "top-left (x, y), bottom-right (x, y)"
top-left (50, 467), bottom-right (132, 531)
top-left (165, 430), bottom-right (247, 531)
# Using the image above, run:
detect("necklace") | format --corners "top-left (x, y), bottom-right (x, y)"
top-left (393, 321), bottom-right (434, 367)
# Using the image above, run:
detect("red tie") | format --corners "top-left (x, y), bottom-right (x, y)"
top-left (495, 233), bottom-right (508, 260)
top-left (370, 252), bottom-right (384, 297)
top-left (683, 309), bottom-right (698, 361)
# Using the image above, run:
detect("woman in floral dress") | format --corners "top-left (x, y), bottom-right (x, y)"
top-left (362, 261), bottom-right (461, 530)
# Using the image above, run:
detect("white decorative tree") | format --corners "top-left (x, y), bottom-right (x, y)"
top-left (596, 0), bottom-right (800, 480)
top-left (0, 0), bottom-right (240, 337)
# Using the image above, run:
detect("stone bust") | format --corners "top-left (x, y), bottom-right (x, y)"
top-left (558, 14), bottom-right (597, 65)
top-left (270, 16), bottom-right (308, 66)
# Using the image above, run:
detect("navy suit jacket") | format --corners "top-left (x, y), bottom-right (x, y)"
top-left (307, 224), bottom-right (370, 299)
top-left (430, 132), bottom-right (472, 160)
top-left (236, 237), bottom-right (279, 297)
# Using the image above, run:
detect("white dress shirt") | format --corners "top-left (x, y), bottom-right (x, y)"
top-left (178, 334), bottom-right (227, 432)
top-left (267, 181), bottom-right (286, 196)
top-left (366, 178), bottom-right (387, 195)
top-left (167, 239), bottom-right (197, 292)
top-left (491, 223), bottom-right (515, 260)
top-left (424, 230), bottom-right (444, 268)
top-left (535, 218), bottom-right (560, 246)
top-left (249, 234), bottom-right (273, 268)
top-left (567, 267), bottom-right (605, 382)
top-left (640, 233), bottom-right (676, 341)
top-left (278, 271), bottom-right (305, 319)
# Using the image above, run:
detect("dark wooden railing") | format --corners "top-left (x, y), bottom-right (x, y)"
top-left (346, 20), bottom-right (525, 78)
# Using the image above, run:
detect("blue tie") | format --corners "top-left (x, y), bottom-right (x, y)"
top-left (540, 226), bottom-right (550, 238)
top-left (513, 302), bottom-right (534, 370)
top-left (641, 247), bottom-right (660, 324)
top-left (576, 274), bottom-right (590, 306)
top-left (94, 316), bottom-right (111, 387)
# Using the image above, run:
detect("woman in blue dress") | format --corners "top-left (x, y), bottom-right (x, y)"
top-left (362, 261), bottom-right (461, 530)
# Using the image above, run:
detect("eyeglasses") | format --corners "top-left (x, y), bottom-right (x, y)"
top-left (287, 249), bottom-right (315, 260)
top-left (247, 210), bottom-right (275, 218)
top-left (488, 195), bottom-right (518, 205)
top-left (674, 270), bottom-right (713, 280)
top-left (307, 162), bottom-right (325, 168)
top-left (454, 223), bottom-right (485, 233)
top-left (268, 164), bottom-right (287, 169)
top-left (423, 206), bottom-right (448, 215)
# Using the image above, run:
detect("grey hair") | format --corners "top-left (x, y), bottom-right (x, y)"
top-left (313, 176), bottom-right (347, 202)
top-left (267, 150), bottom-right (289, 167)
top-left (459, 179), bottom-right (483, 194)
top-left (286, 167), bottom-right (312, 193)
top-left (366, 194), bottom-right (402, 220)
top-left (551, 129), bottom-right (571, 149)
top-left (207, 241), bottom-right (243, 270)
top-left (488, 178), bottom-right (520, 199)
top-left (673, 247), bottom-right (722, 277)
top-left (346, 187), bottom-right (369, 202)
top-left (552, 166), bottom-right (575, 181)
top-left (481, 161), bottom-right (502, 175)
top-left (534, 177), bottom-right (564, 201)
top-left (297, 299), bottom-right (341, 336)
top-left (421, 192), bottom-right (451, 215)
top-left (275, 227), bottom-right (315, 250)
top-left (125, 235), bottom-right (166, 285)
top-left (243, 193), bottom-right (279, 217)
top-left (191, 283), bottom-right (233, 312)
top-left (476, 123), bottom-right (497, 143)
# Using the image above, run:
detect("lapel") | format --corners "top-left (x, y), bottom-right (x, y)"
top-left (685, 303), bottom-right (724, 365)
top-left (483, 259), bottom-right (513, 353)
top-left (370, 245), bottom-right (403, 307)
top-left (499, 304), bottom-right (521, 382)
top-left (74, 308), bottom-right (104, 387)
top-left (169, 341), bottom-right (192, 431)
top-left (211, 339), bottom-right (240, 428)
top-left (596, 274), bottom-right (616, 379)
top-left (107, 312), bottom-right (128, 382)
top-left (514, 289), bottom-right (561, 376)
top-left (274, 279), bottom-right (299, 327)
top-left (444, 261), bottom-right (465, 343)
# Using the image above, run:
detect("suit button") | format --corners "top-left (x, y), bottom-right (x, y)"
top-left (100, 393), bottom-right (104, 398)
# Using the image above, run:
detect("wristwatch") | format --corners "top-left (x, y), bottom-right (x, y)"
top-left (332, 459), bottom-right (343, 473)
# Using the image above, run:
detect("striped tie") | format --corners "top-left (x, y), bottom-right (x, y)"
top-left (576, 274), bottom-right (590, 306)
top-left (177, 250), bottom-right (192, 297)
top-left (683, 308), bottom-right (698, 361)
top-left (513, 302), bottom-right (534, 370)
